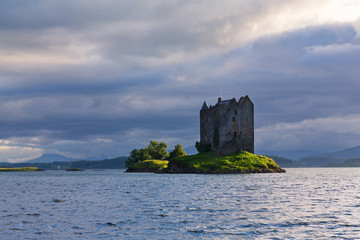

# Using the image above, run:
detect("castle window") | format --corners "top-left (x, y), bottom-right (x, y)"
top-left (234, 132), bottom-right (237, 138)
top-left (234, 110), bottom-right (237, 115)
top-left (232, 117), bottom-right (236, 122)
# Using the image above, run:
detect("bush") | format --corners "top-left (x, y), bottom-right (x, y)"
top-left (127, 160), bottom-right (169, 172)
top-left (126, 140), bottom-right (169, 167)
top-left (169, 144), bottom-right (186, 159)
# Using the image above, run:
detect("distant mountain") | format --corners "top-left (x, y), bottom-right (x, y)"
top-left (257, 150), bottom-right (326, 160)
top-left (28, 153), bottom-right (77, 163)
top-left (8, 156), bottom-right (128, 170)
top-left (59, 156), bottom-right (128, 169)
top-left (296, 156), bottom-right (343, 167)
top-left (295, 145), bottom-right (360, 167)
top-left (265, 155), bottom-right (296, 168)
top-left (325, 145), bottom-right (360, 160)
top-left (326, 158), bottom-right (360, 167)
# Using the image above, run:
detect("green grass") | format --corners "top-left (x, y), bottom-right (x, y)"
top-left (127, 160), bottom-right (169, 172)
top-left (0, 167), bottom-right (40, 172)
top-left (168, 151), bottom-right (284, 173)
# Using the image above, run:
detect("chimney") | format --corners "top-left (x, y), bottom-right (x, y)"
top-left (218, 97), bottom-right (222, 103)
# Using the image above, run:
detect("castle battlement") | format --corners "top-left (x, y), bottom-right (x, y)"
top-left (200, 96), bottom-right (254, 155)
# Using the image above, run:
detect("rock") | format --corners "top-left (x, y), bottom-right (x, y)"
top-left (65, 168), bottom-right (84, 171)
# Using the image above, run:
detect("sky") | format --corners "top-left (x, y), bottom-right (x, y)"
top-left (1, 0), bottom-right (360, 162)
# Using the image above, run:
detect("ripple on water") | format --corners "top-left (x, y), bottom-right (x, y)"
top-left (1, 169), bottom-right (360, 239)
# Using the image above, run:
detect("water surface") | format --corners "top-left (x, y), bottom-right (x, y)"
top-left (1, 168), bottom-right (360, 239)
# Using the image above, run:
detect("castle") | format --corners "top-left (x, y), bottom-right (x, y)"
top-left (200, 96), bottom-right (254, 155)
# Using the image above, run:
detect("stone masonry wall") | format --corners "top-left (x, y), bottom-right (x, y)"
top-left (200, 96), bottom-right (254, 155)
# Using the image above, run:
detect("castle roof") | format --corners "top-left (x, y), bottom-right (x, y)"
top-left (202, 96), bottom-right (253, 110)
top-left (201, 101), bottom-right (209, 110)
top-left (221, 100), bottom-right (232, 105)
top-left (217, 97), bottom-right (237, 106)
top-left (238, 95), bottom-right (253, 105)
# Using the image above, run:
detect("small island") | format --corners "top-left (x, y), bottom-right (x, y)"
top-left (65, 168), bottom-right (85, 171)
top-left (126, 151), bottom-right (285, 174)
top-left (0, 167), bottom-right (43, 172)
top-left (126, 96), bottom-right (285, 174)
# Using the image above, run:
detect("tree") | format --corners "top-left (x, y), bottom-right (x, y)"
top-left (126, 140), bottom-right (169, 167)
top-left (147, 140), bottom-right (169, 160)
top-left (169, 144), bottom-right (186, 159)
top-left (125, 148), bottom-right (151, 167)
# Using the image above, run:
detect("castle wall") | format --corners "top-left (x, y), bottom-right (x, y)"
top-left (239, 98), bottom-right (254, 153)
top-left (217, 102), bottom-right (240, 149)
top-left (200, 96), bottom-right (254, 154)
top-left (200, 107), bottom-right (216, 150)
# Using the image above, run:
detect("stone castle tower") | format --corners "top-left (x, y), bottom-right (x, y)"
top-left (200, 96), bottom-right (254, 155)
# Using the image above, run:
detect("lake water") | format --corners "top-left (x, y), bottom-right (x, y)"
top-left (1, 168), bottom-right (360, 239)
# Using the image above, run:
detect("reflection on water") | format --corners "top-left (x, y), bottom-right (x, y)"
top-left (1, 168), bottom-right (360, 239)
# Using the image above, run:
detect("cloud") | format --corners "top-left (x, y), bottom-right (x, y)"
top-left (256, 114), bottom-right (360, 152)
top-left (38, 127), bottom-right (198, 160)
top-left (0, 146), bottom-right (43, 163)
top-left (1, 0), bottom-right (360, 72)
top-left (1, 1), bottom-right (360, 161)
top-left (354, 18), bottom-right (360, 36)
top-left (305, 43), bottom-right (360, 54)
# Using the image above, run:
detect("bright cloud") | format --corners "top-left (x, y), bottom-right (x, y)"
top-left (0, 146), bottom-right (43, 163)
top-left (256, 114), bottom-right (360, 152)
top-left (1, 0), bottom-right (360, 71)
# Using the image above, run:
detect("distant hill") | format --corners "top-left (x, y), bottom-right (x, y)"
top-left (296, 156), bottom-right (343, 167)
top-left (62, 156), bottom-right (128, 169)
top-left (28, 153), bottom-right (77, 163)
top-left (265, 155), bottom-right (296, 168)
top-left (325, 146), bottom-right (360, 160)
top-left (6, 156), bottom-right (128, 170)
top-left (257, 150), bottom-right (325, 160)
top-left (326, 158), bottom-right (360, 167)
top-left (295, 145), bottom-right (360, 167)
top-left (10, 144), bottom-right (360, 169)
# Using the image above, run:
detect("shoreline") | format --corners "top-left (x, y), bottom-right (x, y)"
top-left (0, 167), bottom-right (43, 172)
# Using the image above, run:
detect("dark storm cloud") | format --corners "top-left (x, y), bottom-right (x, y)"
top-left (0, 1), bottom-right (136, 30)
top-left (204, 25), bottom-right (360, 124)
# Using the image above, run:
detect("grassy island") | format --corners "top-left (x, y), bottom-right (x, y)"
top-left (166, 151), bottom-right (285, 174)
top-left (126, 151), bottom-right (285, 174)
top-left (126, 160), bottom-right (169, 172)
top-left (0, 167), bottom-right (42, 172)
